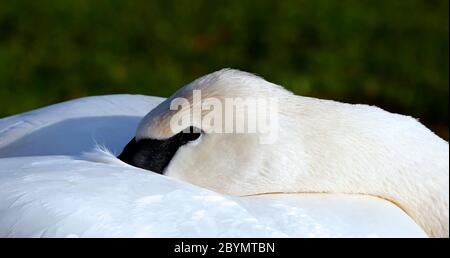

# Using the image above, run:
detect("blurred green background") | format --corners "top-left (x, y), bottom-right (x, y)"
top-left (0, 0), bottom-right (448, 139)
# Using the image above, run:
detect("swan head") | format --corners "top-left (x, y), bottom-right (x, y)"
top-left (118, 69), bottom-right (293, 195)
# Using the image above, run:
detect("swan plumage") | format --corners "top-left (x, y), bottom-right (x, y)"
top-left (122, 69), bottom-right (449, 237)
top-left (0, 92), bottom-right (427, 237)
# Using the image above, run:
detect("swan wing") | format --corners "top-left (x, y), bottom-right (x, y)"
top-left (0, 155), bottom-right (426, 237)
top-left (0, 94), bottom-right (164, 158)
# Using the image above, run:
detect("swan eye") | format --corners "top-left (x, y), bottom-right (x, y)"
top-left (181, 126), bottom-right (202, 144)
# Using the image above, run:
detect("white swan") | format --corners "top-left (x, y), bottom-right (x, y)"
top-left (0, 92), bottom-right (427, 237)
top-left (118, 69), bottom-right (449, 237)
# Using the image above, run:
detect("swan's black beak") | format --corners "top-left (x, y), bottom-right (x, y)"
top-left (118, 127), bottom-right (201, 174)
